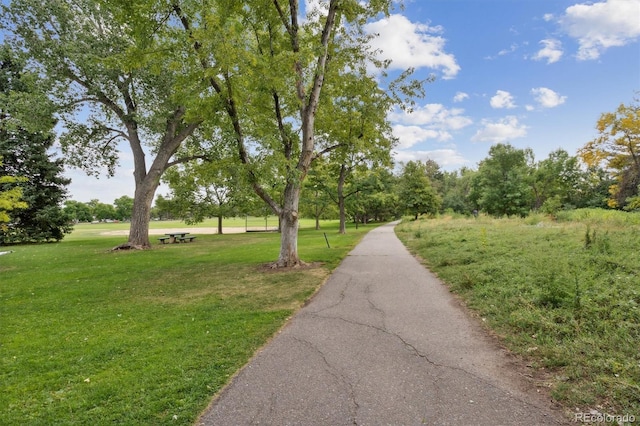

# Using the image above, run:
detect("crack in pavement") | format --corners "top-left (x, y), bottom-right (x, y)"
top-left (306, 257), bottom-right (552, 419)
top-left (305, 310), bottom-right (551, 415)
top-left (310, 272), bottom-right (351, 315)
top-left (289, 335), bottom-right (360, 425)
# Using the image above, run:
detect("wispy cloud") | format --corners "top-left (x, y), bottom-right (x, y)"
top-left (532, 38), bottom-right (563, 64)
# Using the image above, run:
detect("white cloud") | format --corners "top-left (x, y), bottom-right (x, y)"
top-left (471, 116), bottom-right (528, 143)
top-left (490, 90), bottom-right (516, 109)
top-left (389, 103), bottom-right (472, 149)
top-left (531, 87), bottom-right (567, 108)
top-left (453, 92), bottom-right (469, 102)
top-left (392, 125), bottom-right (445, 149)
top-left (560, 0), bottom-right (640, 60)
top-left (389, 104), bottom-right (473, 130)
top-left (543, 13), bottom-right (555, 22)
top-left (394, 149), bottom-right (468, 168)
top-left (364, 14), bottom-right (460, 79)
top-left (532, 39), bottom-right (563, 64)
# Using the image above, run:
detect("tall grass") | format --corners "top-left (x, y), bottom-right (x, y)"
top-left (0, 221), bottom-right (370, 425)
top-left (396, 209), bottom-right (640, 416)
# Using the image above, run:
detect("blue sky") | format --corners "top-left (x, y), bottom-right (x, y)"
top-left (54, 0), bottom-right (640, 202)
top-left (375, 0), bottom-right (639, 170)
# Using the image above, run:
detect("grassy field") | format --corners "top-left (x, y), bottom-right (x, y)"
top-left (67, 216), bottom-right (286, 238)
top-left (395, 209), bottom-right (640, 417)
top-left (1, 219), bottom-right (371, 425)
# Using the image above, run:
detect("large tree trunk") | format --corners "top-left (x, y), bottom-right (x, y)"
top-left (274, 183), bottom-right (302, 267)
top-left (128, 187), bottom-right (156, 248)
top-left (217, 215), bottom-right (223, 234)
top-left (127, 170), bottom-right (162, 249)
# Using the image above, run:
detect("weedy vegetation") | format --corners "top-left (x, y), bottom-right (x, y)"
top-left (0, 219), bottom-right (370, 425)
top-left (396, 209), bottom-right (640, 416)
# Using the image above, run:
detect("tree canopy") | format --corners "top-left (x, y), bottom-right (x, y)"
top-left (1, 0), bottom-right (204, 248)
top-left (470, 143), bottom-right (534, 217)
top-left (398, 161), bottom-right (441, 220)
top-left (579, 101), bottom-right (640, 208)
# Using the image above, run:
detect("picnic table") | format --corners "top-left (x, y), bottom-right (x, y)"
top-left (159, 232), bottom-right (197, 244)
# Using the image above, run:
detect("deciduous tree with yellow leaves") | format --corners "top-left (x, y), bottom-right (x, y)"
top-left (0, 170), bottom-right (27, 228)
top-left (579, 101), bottom-right (640, 209)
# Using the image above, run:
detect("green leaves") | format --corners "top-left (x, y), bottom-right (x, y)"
top-left (579, 101), bottom-right (640, 209)
top-left (398, 160), bottom-right (442, 219)
top-left (471, 143), bottom-right (534, 217)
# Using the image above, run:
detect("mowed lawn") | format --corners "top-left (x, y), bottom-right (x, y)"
top-left (396, 210), bottom-right (640, 417)
top-left (1, 220), bottom-right (371, 425)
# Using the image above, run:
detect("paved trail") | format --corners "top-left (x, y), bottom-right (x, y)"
top-left (198, 222), bottom-right (568, 425)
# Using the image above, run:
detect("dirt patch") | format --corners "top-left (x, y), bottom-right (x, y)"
top-left (100, 227), bottom-right (247, 236)
top-left (257, 262), bottom-right (325, 273)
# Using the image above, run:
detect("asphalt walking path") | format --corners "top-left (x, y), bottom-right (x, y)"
top-left (198, 222), bottom-right (568, 425)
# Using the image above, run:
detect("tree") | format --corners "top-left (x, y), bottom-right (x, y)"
top-left (0, 133), bottom-right (72, 243)
top-left (113, 196), bottom-right (134, 221)
top-left (532, 149), bottom-right (583, 213)
top-left (440, 167), bottom-right (476, 215)
top-left (398, 161), bottom-right (441, 220)
top-left (301, 159), bottom-right (338, 230)
top-left (153, 195), bottom-right (180, 221)
top-left (2, 0), bottom-right (203, 248)
top-left (573, 165), bottom-right (613, 209)
top-left (0, 45), bottom-right (71, 243)
top-left (170, 0), bottom-right (418, 266)
top-left (316, 71), bottom-right (402, 233)
top-left (350, 166), bottom-right (399, 223)
top-left (63, 200), bottom-right (93, 223)
top-left (579, 101), bottom-right (640, 208)
top-left (164, 153), bottom-right (257, 234)
top-left (87, 199), bottom-right (116, 221)
top-left (470, 143), bottom-right (534, 217)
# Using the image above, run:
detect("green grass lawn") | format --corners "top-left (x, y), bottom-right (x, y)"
top-left (0, 220), bottom-right (371, 425)
top-left (396, 210), bottom-right (640, 417)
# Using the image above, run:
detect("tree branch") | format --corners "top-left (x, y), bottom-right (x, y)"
top-left (172, 2), bottom-right (223, 94)
top-left (165, 154), bottom-right (211, 170)
top-left (312, 143), bottom-right (343, 161)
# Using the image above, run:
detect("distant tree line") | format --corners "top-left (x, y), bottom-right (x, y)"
top-left (63, 196), bottom-right (135, 223)
top-left (61, 97), bottom-right (638, 233)
top-left (158, 143), bottom-right (619, 227)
